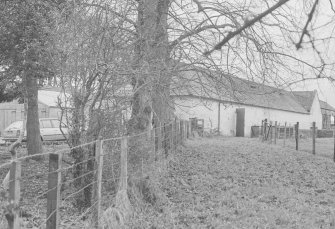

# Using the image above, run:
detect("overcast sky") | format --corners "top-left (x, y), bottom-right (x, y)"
top-left (291, 0), bottom-right (335, 107)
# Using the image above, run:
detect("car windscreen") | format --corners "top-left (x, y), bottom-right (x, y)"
top-left (51, 119), bottom-right (67, 128)
top-left (6, 121), bottom-right (23, 130)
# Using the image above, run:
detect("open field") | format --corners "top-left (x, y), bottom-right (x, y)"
top-left (156, 137), bottom-right (335, 228)
top-left (2, 137), bottom-right (335, 228)
top-left (273, 137), bottom-right (334, 161)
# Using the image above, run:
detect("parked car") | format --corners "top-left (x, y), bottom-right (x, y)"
top-left (2, 118), bottom-right (69, 142)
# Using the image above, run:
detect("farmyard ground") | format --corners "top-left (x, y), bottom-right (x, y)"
top-left (1, 137), bottom-right (335, 228)
top-left (132, 137), bottom-right (335, 228)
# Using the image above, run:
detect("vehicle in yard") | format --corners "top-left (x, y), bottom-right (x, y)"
top-left (2, 118), bottom-right (68, 142)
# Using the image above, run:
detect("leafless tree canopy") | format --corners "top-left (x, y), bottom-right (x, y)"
top-left (54, 0), bottom-right (335, 138)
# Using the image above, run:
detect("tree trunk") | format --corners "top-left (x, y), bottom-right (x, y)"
top-left (26, 75), bottom-right (42, 157)
top-left (129, 0), bottom-right (172, 133)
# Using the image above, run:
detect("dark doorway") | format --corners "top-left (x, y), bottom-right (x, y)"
top-left (236, 108), bottom-right (245, 137)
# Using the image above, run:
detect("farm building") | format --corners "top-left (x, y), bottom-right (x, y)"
top-left (173, 71), bottom-right (324, 137)
top-left (320, 100), bottom-right (335, 129)
top-left (0, 87), bottom-right (64, 136)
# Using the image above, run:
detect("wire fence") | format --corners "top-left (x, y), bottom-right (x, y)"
top-left (258, 119), bottom-right (335, 162)
top-left (0, 118), bottom-right (194, 229)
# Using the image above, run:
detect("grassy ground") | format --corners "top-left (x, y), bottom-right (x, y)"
top-left (275, 137), bottom-right (335, 161)
top-left (2, 137), bottom-right (335, 228)
top-left (155, 137), bottom-right (335, 228)
top-left (0, 143), bottom-right (71, 228)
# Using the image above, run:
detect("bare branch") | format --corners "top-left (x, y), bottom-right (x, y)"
top-left (170, 24), bottom-right (235, 48)
top-left (204, 0), bottom-right (291, 56)
top-left (296, 0), bottom-right (319, 49)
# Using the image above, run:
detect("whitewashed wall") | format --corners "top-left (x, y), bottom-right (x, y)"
top-left (174, 96), bottom-right (322, 137)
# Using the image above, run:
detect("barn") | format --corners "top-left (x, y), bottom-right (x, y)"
top-left (0, 87), bottom-right (64, 136)
top-left (173, 73), bottom-right (323, 137)
top-left (319, 100), bottom-right (335, 129)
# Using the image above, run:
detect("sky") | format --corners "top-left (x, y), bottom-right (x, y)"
top-left (291, 0), bottom-right (335, 108)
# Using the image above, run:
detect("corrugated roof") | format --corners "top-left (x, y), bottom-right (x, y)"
top-left (172, 70), bottom-right (309, 114)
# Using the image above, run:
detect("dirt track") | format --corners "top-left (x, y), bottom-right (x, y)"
top-left (161, 137), bottom-right (335, 228)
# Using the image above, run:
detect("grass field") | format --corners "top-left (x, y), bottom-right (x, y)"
top-left (2, 137), bottom-right (335, 228)
top-left (154, 137), bottom-right (335, 228)
top-left (273, 137), bottom-right (335, 162)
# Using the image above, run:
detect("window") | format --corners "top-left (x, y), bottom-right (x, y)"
top-left (41, 120), bottom-right (52, 128)
top-left (51, 120), bottom-right (60, 128)
top-left (51, 119), bottom-right (67, 128)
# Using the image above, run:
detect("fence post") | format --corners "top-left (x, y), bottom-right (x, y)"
top-left (152, 126), bottom-right (156, 160)
top-left (94, 136), bottom-right (103, 228)
top-left (186, 121), bottom-right (189, 139)
top-left (7, 161), bottom-right (21, 229)
top-left (260, 120), bottom-right (264, 140)
top-left (312, 122), bottom-right (316, 155)
top-left (269, 121), bottom-right (273, 143)
top-left (163, 123), bottom-right (168, 157)
top-left (263, 119), bottom-right (268, 141)
top-left (295, 122), bottom-right (299, 150)
top-left (174, 119), bottom-right (178, 150)
top-left (179, 120), bottom-right (184, 143)
top-left (274, 121), bottom-right (277, 144)
top-left (47, 153), bottom-right (62, 229)
top-left (170, 121), bottom-right (174, 152)
top-left (147, 125), bottom-right (151, 141)
top-left (284, 122), bottom-right (287, 146)
top-left (119, 137), bottom-right (128, 191)
top-left (185, 121), bottom-right (187, 140)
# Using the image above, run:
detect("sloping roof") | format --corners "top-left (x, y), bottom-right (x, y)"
top-left (38, 89), bottom-right (70, 108)
top-left (172, 70), bottom-right (309, 114)
top-left (319, 100), bottom-right (335, 112)
top-left (292, 91), bottom-right (316, 112)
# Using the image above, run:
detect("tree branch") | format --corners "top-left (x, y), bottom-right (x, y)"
top-left (296, 0), bottom-right (319, 49)
top-left (170, 24), bottom-right (235, 48)
top-left (204, 0), bottom-right (291, 56)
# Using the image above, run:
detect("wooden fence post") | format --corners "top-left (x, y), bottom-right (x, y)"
top-left (47, 153), bottom-right (62, 229)
top-left (260, 120), bottom-right (264, 140)
top-left (269, 121), bottom-right (273, 143)
top-left (174, 119), bottom-right (178, 150)
top-left (119, 137), bottom-right (128, 191)
top-left (284, 122), bottom-right (287, 146)
top-left (7, 161), bottom-right (21, 229)
top-left (295, 122), bottom-right (299, 150)
top-left (274, 121), bottom-right (277, 144)
top-left (185, 121), bottom-right (188, 139)
top-left (94, 137), bottom-right (103, 228)
top-left (186, 121), bottom-right (189, 139)
top-left (170, 122), bottom-right (174, 153)
top-left (163, 123), bottom-right (168, 157)
top-left (154, 123), bottom-right (160, 160)
top-left (147, 126), bottom-right (151, 141)
top-left (263, 119), bottom-right (268, 141)
top-left (180, 120), bottom-right (183, 143)
top-left (188, 119), bottom-right (192, 138)
top-left (312, 122), bottom-right (316, 155)
top-left (152, 125), bottom-right (156, 153)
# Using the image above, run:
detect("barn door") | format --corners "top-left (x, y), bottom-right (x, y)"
top-left (236, 108), bottom-right (245, 137)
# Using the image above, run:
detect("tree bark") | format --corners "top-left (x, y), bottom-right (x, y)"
top-left (129, 0), bottom-right (172, 133)
top-left (26, 75), bottom-right (42, 156)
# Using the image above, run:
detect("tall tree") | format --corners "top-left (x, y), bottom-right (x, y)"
top-left (0, 0), bottom-right (61, 156)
